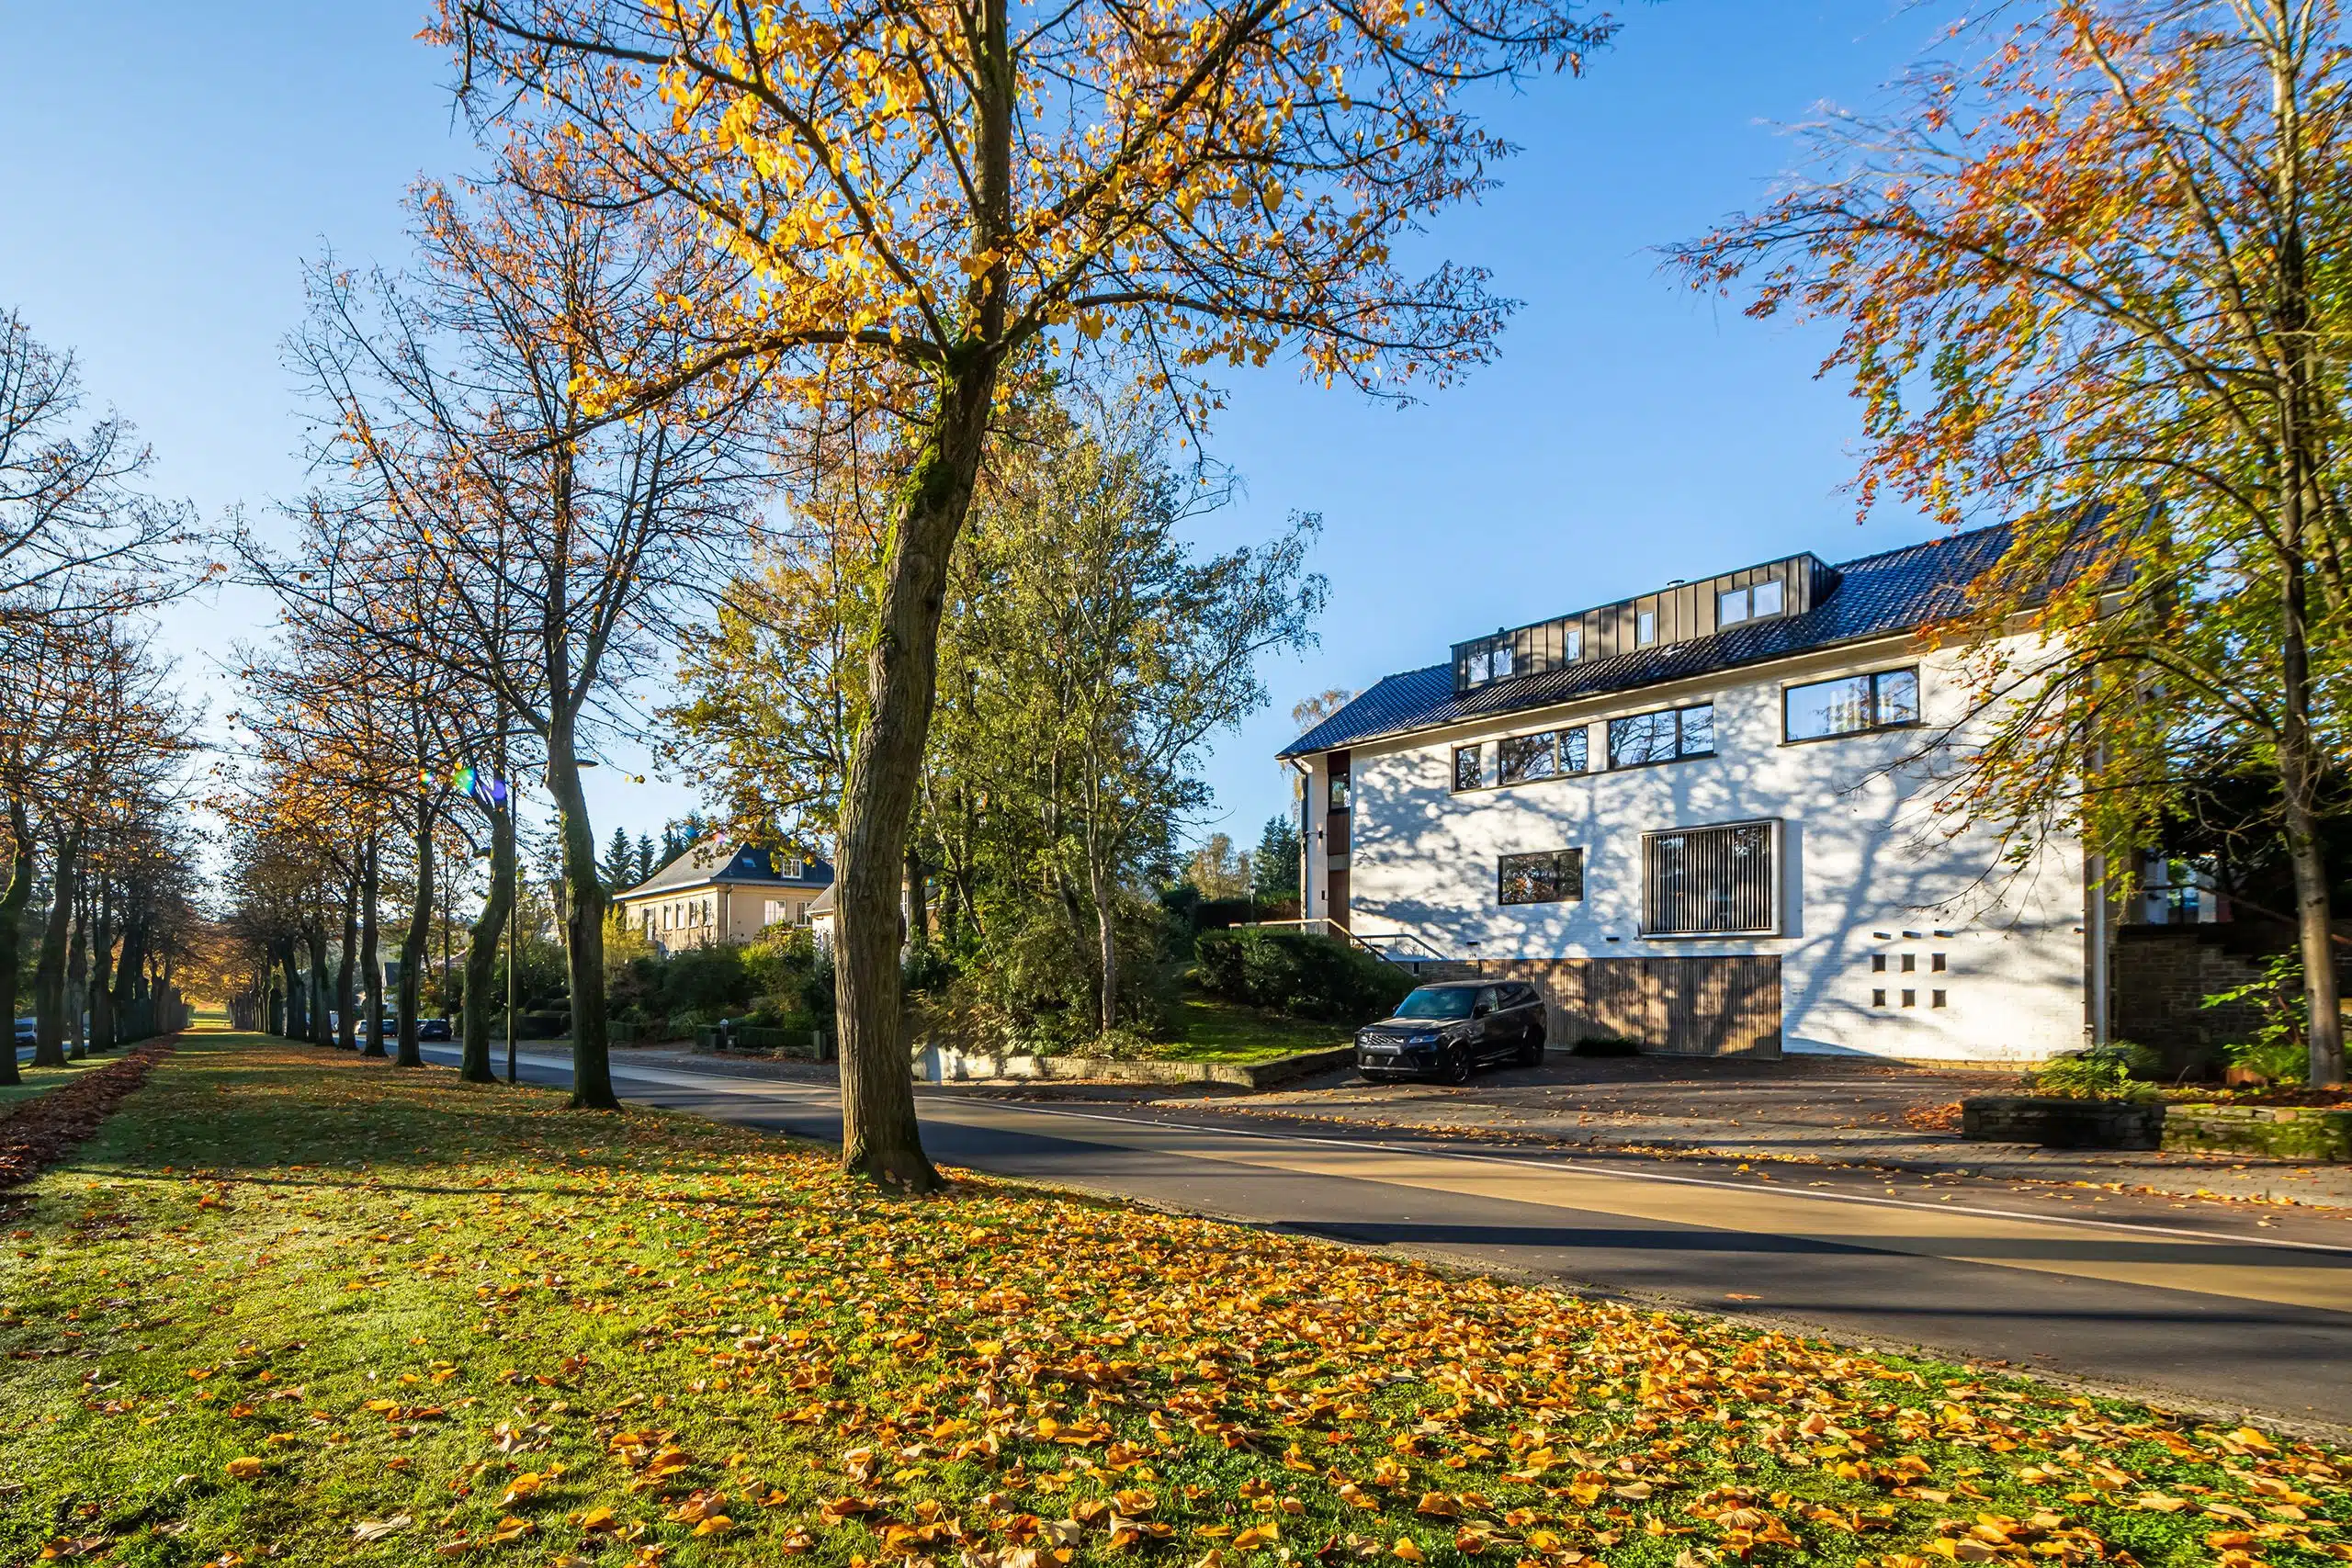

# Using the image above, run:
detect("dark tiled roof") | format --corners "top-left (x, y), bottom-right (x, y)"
top-left (619, 840), bottom-right (835, 897)
top-left (1280, 524), bottom-right (2011, 757)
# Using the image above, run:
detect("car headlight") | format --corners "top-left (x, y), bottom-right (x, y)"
top-left (1410, 1032), bottom-right (1441, 1045)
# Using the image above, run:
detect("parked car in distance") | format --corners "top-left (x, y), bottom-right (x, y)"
top-left (1354, 980), bottom-right (1546, 1082)
top-left (13, 1016), bottom-right (33, 1051)
top-left (418, 1018), bottom-right (453, 1042)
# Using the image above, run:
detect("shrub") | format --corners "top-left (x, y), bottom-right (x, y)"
top-left (2223, 1037), bottom-right (2310, 1086)
top-left (1193, 928), bottom-right (1412, 1025)
top-left (2030, 1041), bottom-right (2161, 1100)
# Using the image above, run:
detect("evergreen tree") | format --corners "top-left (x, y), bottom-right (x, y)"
top-left (1252, 815), bottom-right (1301, 908)
top-left (636, 834), bottom-right (655, 883)
top-left (600, 826), bottom-right (639, 892)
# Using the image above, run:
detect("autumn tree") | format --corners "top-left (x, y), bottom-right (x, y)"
top-left (442, 0), bottom-right (1611, 1184)
top-left (272, 161), bottom-right (768, 1109)
top-left (0, 308), bottom-right (194, 631)
top-left (1673, 0), bottom-right (2352, 1087)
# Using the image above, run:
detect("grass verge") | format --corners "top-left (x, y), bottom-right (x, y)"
top-left (1151, 998), bottom-right (1347, 1064)
top-left (4, 1031), bottom-right (2349, 1568)
top-left (1, 1056), bottom-right (117, 1117)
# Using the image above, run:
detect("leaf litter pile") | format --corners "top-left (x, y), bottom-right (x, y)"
top-left (4, 1037), bottom-right (2348, 1568)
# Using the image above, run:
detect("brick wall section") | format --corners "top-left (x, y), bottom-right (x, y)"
top-left (2110, 929), bottom-right (2271, 1074)
top-left (1962, 1096), bottom-right (2165, 1149)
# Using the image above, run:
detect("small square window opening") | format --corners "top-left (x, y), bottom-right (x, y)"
top-left (1718, 586), bottom-right (1750, 626)
top-left (1931, 953), bottom-right (1948, 972)
top-left (1753, 580), bottom-right (1784, 616)
top-left (1901, 989), bottom-right (1917, 1008)
top-left (1871, 954), bottom-right (1886, 972)
top-left (1872, 988), bottom-right (1886, 1008)
top-left (1931, 989), bottom-right (1948, 1009)
top-left (1901, 953), bottom-right (1916, 973)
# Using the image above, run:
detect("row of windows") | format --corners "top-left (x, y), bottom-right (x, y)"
top-left (1494, 820), bottom-right (1776, 937)
top-left (1447, 667), bottom-right (1918, 796)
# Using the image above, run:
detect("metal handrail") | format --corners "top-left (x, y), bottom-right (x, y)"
top-left (1227, 916), bottom-right (1454, 966)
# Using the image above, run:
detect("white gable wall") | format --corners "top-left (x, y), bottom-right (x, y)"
top-left (1306, 635), bottom-right (2086, 1062)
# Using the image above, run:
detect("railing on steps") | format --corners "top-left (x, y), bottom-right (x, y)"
top-left (1227, 917), bottom-right (1457, 971)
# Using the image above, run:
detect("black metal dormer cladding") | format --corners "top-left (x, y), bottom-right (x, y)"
top-left (1450, 552), bottom-right (1843, 695)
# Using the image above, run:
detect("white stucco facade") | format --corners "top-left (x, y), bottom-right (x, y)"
top-left (1298, 635), bottom-right (2090, 1062)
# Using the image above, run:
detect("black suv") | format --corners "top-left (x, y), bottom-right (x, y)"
top-left (1355, 980), bottom-right (1546, 1082)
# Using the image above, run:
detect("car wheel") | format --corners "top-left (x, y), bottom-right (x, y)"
top-left (1442, 1045), bottom-right (1472, 1085)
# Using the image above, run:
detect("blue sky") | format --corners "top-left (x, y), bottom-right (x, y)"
top-left (0, 0), bottom-right (1951, 864)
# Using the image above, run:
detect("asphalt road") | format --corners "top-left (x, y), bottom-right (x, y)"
top-left (413, 1043), bottom-right (2352, 1427)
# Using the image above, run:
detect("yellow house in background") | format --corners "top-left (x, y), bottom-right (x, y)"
top-left (611, 840), bottom-right (834, 954)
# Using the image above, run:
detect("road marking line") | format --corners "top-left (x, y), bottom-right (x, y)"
top-left (422, 1047), bottom-right (2352, 1308)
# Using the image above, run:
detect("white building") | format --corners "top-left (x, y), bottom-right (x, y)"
top-left (1280, 525), bottom-right (2097, 1063)
top-left (612, 840), bottom-right (834, 955)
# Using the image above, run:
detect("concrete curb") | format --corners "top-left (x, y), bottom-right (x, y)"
top-left (918, 1043), bottom-right (1353, 1089)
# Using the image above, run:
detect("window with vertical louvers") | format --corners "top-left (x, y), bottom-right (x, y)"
top-left (1643, 820), bottom-right (1776, 936)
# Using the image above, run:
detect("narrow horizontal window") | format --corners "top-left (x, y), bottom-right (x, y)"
top-left (1498, 848), bottom-right (1585, 907)
top-left (1608, 704), bottom-right (1715, 768)
top-left (1643, 820), bottom-right (1774, 936)
top-left (1784, 667), bottom-right (1922, 742)
top-left (1498, 732), bottom-right (1557, 785)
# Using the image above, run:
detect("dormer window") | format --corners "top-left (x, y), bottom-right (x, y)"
top-left (1719, 578), bottom-right (1786, 627)
top-left (1462, 635), bottom-right (1513, 687)
top-left (1635, 610), bottom-right (1657, 648)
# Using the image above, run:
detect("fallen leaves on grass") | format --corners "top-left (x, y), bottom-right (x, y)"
top-left (0, 1041), bottom-right (175, 1194)
top-left (8, 1037), bottom-right (2352, 1568)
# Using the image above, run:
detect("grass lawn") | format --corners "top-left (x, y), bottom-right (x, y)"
top-left (1150, 998), bottom-right (1350, 1063)
top-left (6, 1032), bottom-right (2351, 1568)
top-left (0, 1055), bottom-right (116, 1118)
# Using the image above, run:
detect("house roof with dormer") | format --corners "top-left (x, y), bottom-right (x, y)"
top-left (616, 840), bottom-right (834, 901)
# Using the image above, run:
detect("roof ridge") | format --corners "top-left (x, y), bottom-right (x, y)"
top-left (1827, 520), bottom-right (2009, 573)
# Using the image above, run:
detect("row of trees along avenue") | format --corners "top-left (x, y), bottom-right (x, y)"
top-left (0, 310), bottom-right (208, 1075)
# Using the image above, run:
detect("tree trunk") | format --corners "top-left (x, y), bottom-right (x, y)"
top-left (831, 364), bottom-right (1000, 1190)
top-left (280, 940), bottom-right (305, 1042)
top-left (460, 796), bottom-right (514, 1084)
top-left (546, 739), bottom-right (617, 1110)
top-left (32, 829), bottom-right (81, 1067)
top-left (305, 921), bottom-right (334, 1048)
top-left (1089, 847), bottom-right (1118, 1034)
top-left (397, 803), bottom-right (433, 1067)
top-left (89, 891), bottom-right (115, 1055)
top-left (66, 896), bottom-right (88, 1059)
top-left (110, 920), bottom-right (146, 1050)
top-left (337, 874), bottom-right (358, 1053)
top-left (361, 836), bottom-right (386, 1058)
top-left (0, 801), bottom-right (30, 1088)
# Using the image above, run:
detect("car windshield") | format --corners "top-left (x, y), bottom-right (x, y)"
top-left (1392, 987), bottom-right (1476, 1021)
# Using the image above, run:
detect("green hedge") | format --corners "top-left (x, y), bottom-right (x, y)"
top-left (1193, 929), bottom-right (1413, 1025)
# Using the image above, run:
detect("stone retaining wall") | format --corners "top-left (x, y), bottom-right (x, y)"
top-left (2164, 1105), bottom-right (2352, 1162)
top-left (1961, 1095), bottom-right (2165, 1149)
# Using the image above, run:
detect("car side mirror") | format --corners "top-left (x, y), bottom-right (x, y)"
top-left (1472, 1002), bottom-right (1491, 1019)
